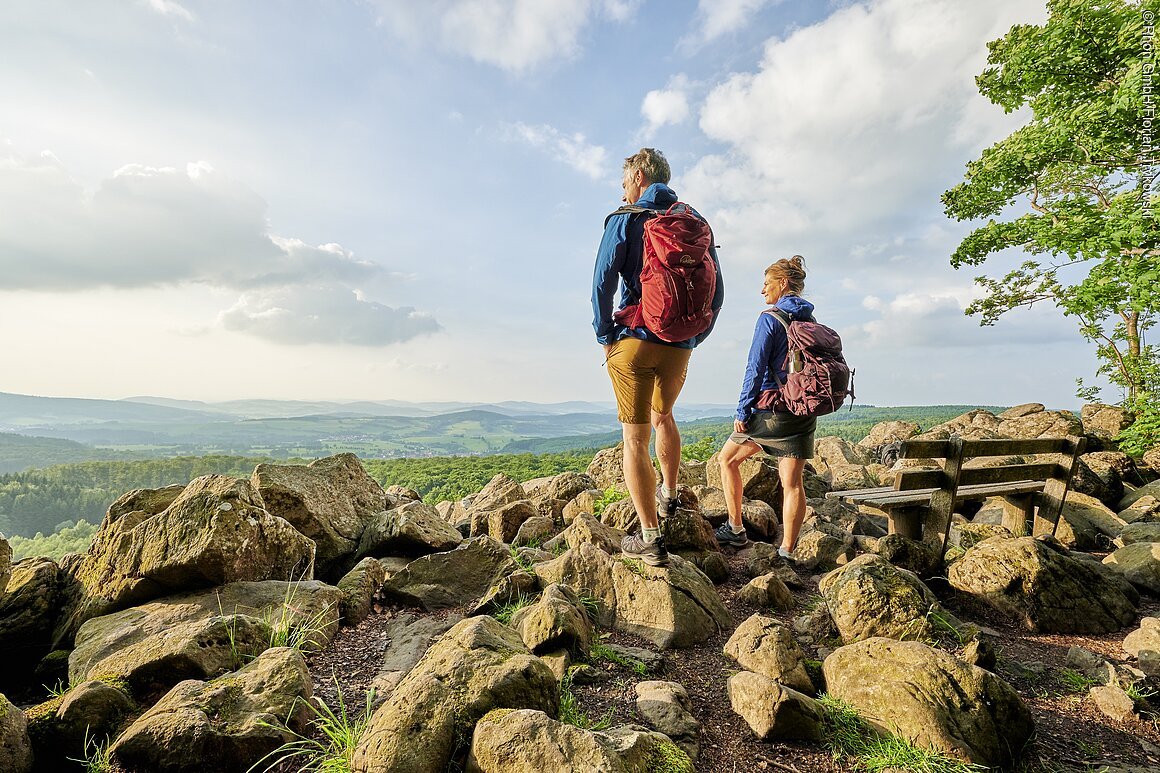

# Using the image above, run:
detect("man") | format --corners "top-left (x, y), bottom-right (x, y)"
top-left (591, 148), bottom-right (724, 566)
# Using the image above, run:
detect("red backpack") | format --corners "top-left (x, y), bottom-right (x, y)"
top-left (607, 202), bottom-right (716, 342)
top-left (758, 309), bottom-right (855, 417)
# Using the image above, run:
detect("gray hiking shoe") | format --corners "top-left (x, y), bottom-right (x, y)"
top-left (621, 533), bottom-right (669, 566)
top-left (656, 485), bottom-right (679, 518)
top-left (714, 522), bottom-right (749, 548)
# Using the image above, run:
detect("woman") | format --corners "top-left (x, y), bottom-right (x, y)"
top-left (715, 256), bottom-right (815, 560)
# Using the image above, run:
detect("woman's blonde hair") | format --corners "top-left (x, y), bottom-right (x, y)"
top-left (765, 255), bottom-right (806, 296)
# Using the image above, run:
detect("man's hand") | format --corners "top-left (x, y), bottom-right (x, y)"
top-left (603, 342), bottom-right (614, 361)
top-left (734, 419), bottom-right (747, 433)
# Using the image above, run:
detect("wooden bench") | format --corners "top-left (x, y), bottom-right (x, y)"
top-left (826, 435), bottom-right (1087, 557)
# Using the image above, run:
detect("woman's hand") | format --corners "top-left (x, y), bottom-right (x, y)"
top-left (734, 419), bottom-right (747, 433)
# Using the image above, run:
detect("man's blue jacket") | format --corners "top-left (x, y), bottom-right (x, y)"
top-left (591, 182), bottom-right (724, 349)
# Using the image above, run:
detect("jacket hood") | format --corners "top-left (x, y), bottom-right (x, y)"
top-left (636, 183), bottom-right (678, 208)
top-left (775, 294), bottom-right (814, 319)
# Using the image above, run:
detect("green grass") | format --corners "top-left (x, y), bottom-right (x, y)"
top-left (589, 640), bottom-right (648, 676)
top-left (249, 683), bottom-right (375, 773)
top-left (818, 694), bottom-right (987, 773)
top-left (620, 558), bottom-right (647, 577)
top-left (67, 729), bottom-right (113, 773)
top-left (509, 546), bottom-right (537, 573)
top-left (559, 667), bottom-right (613, 731)
top-left (577, 594), bottom-right (602, 623)
top-left (1126, 682), bottom-right (1157, 703)
top-left (493, 594), bottom-right (536, 626)
top-left (591, 486), bottom-right (628, 516)
top-left (1057, 668), bottom-right (1101, 694)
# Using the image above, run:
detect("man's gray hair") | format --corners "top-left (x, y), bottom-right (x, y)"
top-left (623, 148), bottom-right (671, 184)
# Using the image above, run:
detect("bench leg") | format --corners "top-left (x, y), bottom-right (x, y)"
top-left (887, 506), bottom-right (923, 541)
top-left (999, 494), bottom-right (1034, 537)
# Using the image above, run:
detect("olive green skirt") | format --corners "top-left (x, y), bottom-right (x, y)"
top-left (728, 410), bottom-right (816, 459)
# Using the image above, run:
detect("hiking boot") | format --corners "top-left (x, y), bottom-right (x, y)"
top-left (621, 533), bottom-right (669, 567)
top-left (656, 485), bottom-right (679, 519)
top-left (714, 522), bottom-right (749, 548)
top-left (777, 546), bottom-right (798, 567)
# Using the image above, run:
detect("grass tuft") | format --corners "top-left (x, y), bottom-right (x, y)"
top-left (1056, 668), bottom-right (1101, 694)
top-left (559, 667), bottom-right (613, 731)
top-left (66, 729), bottom-right (113, 773)
top-left (589, 640), bottom-right (648, 676)
top-left (493, 593), bottom-right (536, 626)
top-left (248, 681), bottom-right (375, 773)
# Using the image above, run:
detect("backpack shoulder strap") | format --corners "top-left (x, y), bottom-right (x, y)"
top-left (764, 308), bottom-right (792, 330)
top-left (604, 205), bottom-right (657, 228)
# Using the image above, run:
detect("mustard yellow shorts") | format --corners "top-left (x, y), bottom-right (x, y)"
top-left (605, 338), bottom-right (692, 424)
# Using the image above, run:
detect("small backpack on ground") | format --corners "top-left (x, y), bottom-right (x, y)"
top-left (605, 202), bottom-right (716, 342)
top-left (759, 309), bottom-right (854, 417)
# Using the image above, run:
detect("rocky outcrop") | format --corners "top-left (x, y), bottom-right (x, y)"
top-left (54, 475), bottom-right (315, 648)
top-left (356, 500), bottom-right (462, 559)
top-left (252, 453), bottom-right (386, 578)
top-left (352, 616), bottom-right (558, 773)
top-left (820, 554), bottom-right (957, 643)
top-left (823, 637), bottom-right (1034, 767)
top-left (382, 536), bottom-right (516, 610)
top-left (69, 580), bottom-right (341, 695)
top-left (723, 615), bottom-right (813, 693)
top-left (948, 537), bottom-right (1137, 634)
top-left (0, 693), bottom-right (33, 773)
top-left (109, 647), bottom-right (313, 773)
top-left (0, 556), bottom-right (61, 686)
top-left (466, 709), bottom-right (694, 773)
top-left (534, 543), bottom-right (731, 649)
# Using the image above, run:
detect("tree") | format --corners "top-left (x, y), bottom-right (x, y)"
top-left (942, 0), bottom-right (1159, 450)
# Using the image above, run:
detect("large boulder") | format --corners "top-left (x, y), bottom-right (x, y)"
top-left (1124, 618), bottom-right (1160, 663)
top-left (0, 556), bottom-right (61, 687)
top-left (916, 410), bottom-right (1004, 441)
top-left (723, 615), bottom-right (813, 693)
top-left (1120, 495), bottom-right (1160, 524)
top-left (25, 678), bottom-right (136, 768)
top-left (382, 536), bottom-right (517, 610)
top-left (109, 647), bottom-right (313, 773)
top-left (543, 514), bottom-right (625, 556)
top-left (823, 637), bottom-right (1033, 767)
top-left (534, 543), bottom-right (731, 649)
top-left (1082, 403), bottom-right (1132, 446)
top-left (356, 501), bottom-right (462, 559)
top-left (1118, 522), bottom-right (1160, 546)
top-left (727, 671), bottom-right (823, 742)
top-left (997, 404), bottom-right (1083, 439)
top-left (586, 445), bottom-right (628, 491)
top-left (819, 554), bottom-right (956, 644)
top-left (545, 471), bottom-right (598, 503)
top-left (858, 421), bottom-right (921, 450)
top-left (510, 583), bottom-right (593, 655)
top-left (0, 693), bottom-right (32, 773)
top-left (337, 557), bottom-right (389, 625)
top-left (252, 454), bottom-right (386, 578)
top-left (1120, 479), bottom-right (1160, 511)
top-left (634, 681), bottom-right (700, 759)
top-left (486, 500), bottom-right (538, 544)
top-left (706, 452), bottom-right (780, 504)
top-left (54, 475), bottom-right (315, 648)
top-left (948, 537), bottom-right (1137, 633)
top-left (371, 611), bottom-right (463, 701)
top-left (1103, 542), bottom-right (1160, 594)
top-left (69, 580), bottom-right (341, 696)
top-left (660, 505), bottom-right (718, 553)
top-left (814, 436), bottom-right (873, 467)
top-left (352, 617), bottom-right (558, 773)
top-left (466, 709), bottom-right (693, 773)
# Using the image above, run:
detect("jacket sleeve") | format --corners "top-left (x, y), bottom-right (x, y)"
top-left (692, 237), bottom-right (724, 347)
top-left (592, 215), bottom-right (628, 345)
top-left (735, 313), bottom-right (778, 423)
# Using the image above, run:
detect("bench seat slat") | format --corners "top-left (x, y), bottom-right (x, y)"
top-left (826, 480), bottom-right (1045, 508)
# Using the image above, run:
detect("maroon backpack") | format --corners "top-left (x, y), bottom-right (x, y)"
top-left (759, 309), bottom-right (854, 417)
top-left (608, 202), bottom-right (716, 342)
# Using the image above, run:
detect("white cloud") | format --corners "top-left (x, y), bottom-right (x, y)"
top-left (144, 0), bottom-right (193, 22)
top-left (640, 75), bottom-right (691, 137)
top-left (685, 0), bottom-right (775, 47)
top-left (506, 122), bottom-right (608, 179)
top-left (369, 0), bottom-right (635, 74)
top-left (219, 286), bottom-right (441, 346)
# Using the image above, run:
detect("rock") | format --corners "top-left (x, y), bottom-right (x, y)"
top-left (510, 583), bottom-right (593, 655)
top-left (481, 500), bottom-right (535, 544)
top-left (1069, 455), bottom-right (1122, 507)
top-left (26, 678), bottom-right (136, 768)
top-left (1121, 495), bottom-right (1160, 524)
top-left (534, 543), bottom-right (731, 649)
top-left (0, 693), bottom-right (32, 773)
top-left (819, 554), bottom-right (955, 644)
top-left (357, 501), bottom-right (462, 559)
top-left (466, 709), bottom-right (694, 773)
top-left (823, 637), bottom-right (1033, 767)
top-left (599, 499), bottom-right (639, 532)
top-left (382, 536), bottom-right (516, 610)
top-left (997, 406), bottom-right (1083, 439)
top-left (792, 527), bottom-right (854, 572)
top-left (1083, 403), bottom-right (1132, 445)
top-left (384, 484), bottom-right (421, 506)
top-left (337, 557), bottom-right (388, 625)
top-left (735, 542), bottom-right (801, 586)
top-left (562, 489), bottom-right (601, 525)
top-left (352, 617), bottom-right (558, 773)
top-left (814, 436), bottom-right (874, 467)
top-left (1145, 446), bottom-right (1160, 473)
top-left (634, 681), bottom-right (700, 759)
top-left (723, 615), bottom-right (813, 693)
top-left (1121, 479), bottom-right (1160, 511)
top-left (1090, 684), bottom-right (1136, 722)
top-left (694, 486), bottom-right (728, 523)
top-left (587, 445), bottom-right (628, 491)
top-left (1065, 647), bottom-right (1116, 686)
top-left (679, 460), bottom-right (707, 488)
top-left (513, 516), bottom-right (560, 548)
top-left (1084, 450), bottom-right (1139, 501)
top-left (824, 463), bottom-right (877, 492)
top-left (110, 647), bottom-right (313, 773)
top-left (949, 536), bottom-right (1138, 633)
top-left (738, 573), bottom-right (794, 611)
top-left (1103, 542), bottom-right (1160, 594)
top-left (532, 496), bottom-right (569, 522)
top-left (953, 521), bottom-right (1014, 549)
top-left (69, 579), bottom-right (341, 694)
top-left (917, 410), bottom-right (1003, 441)
top-left (1118, 522), bottom-right (1160, 546)
top-left (858, 421), bottom-right (921, 449)
top-left (660, 505), bottom-right (718, 552)
top-left (1123, 617), bottom-right (1160, 663)
top-left (543, 514), bottom-right (626, 556)
top-left (692, 551), bottom-right (730, 584)
top-left (875, 534), bottom-right (940, 577)
top-left (469, 570), bottom-right (540, 618)
top-left (0, 556), bottom-right (61, 687)
top-left (0, 538), bottom-right (10, 597)
top-left (1060, 490), bottom-right (1126, 546)
top-left (706, 452), bottom-right (780, 504)
top-left (55, 475), bottom-right (315, 648)
top-left (370, 611), bottom-right (463, 701)
top-left (252, 453), bottom-right (386, 577)
top-left (961, 638), bottom-right (997, 671)
top-left (727, 671), bottom-right (823, 742)
top-left (739, 500), bottom-right (779, 540)
top-left (546, 471), bottom-right (598, 503)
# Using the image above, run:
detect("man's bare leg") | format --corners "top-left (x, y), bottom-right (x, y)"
top-left (651, 409), bottom-right (681, 494)
top-left (621, 422), bottom-right (658, 530)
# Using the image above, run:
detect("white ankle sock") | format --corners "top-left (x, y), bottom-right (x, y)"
top-left (661, 484), bottom-right (675, 499)
top-left (642, 526), bottom-right (662, 543)
top-left (778, 546), bottom-right (793, 558)
top-left (731, 523), bottom-right (745, 535)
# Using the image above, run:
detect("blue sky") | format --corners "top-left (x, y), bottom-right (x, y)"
top-left (3, 0), bottom-right (1099, 410)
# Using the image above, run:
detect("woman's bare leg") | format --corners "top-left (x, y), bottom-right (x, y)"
top-left (717, 439), bottom-right (763, 529)
top-left (777, 456), bottom-right (808, 551)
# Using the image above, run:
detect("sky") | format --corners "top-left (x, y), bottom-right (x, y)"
top-left (0, 0), bottom-right (1104, 411)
